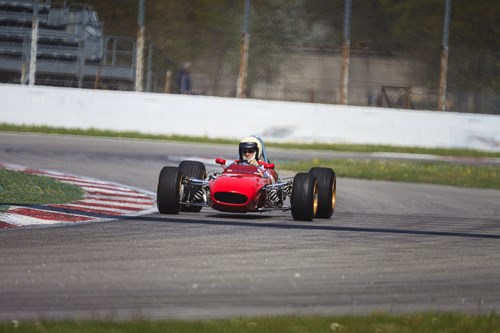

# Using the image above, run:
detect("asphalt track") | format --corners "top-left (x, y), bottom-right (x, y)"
top-left (0, 132), bottom-right (499, 320)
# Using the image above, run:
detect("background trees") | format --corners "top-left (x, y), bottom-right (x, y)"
top-left (83, 0), bottom-right (498, 113)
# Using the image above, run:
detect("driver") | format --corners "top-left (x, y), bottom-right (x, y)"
top-left (238, 136), bottom-right (277, 184)
top-left (238, 136), bottom-right (263, 166)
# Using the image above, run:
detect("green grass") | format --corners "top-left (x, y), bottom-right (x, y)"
top-left (2, 123), bottom-right (500, 158)
top-left (277, 159), bottom-right (500, 189)
top-left (0, 169), bottom-right (84, 212)
top-left (1, 313), bottom-right (500, 333)
top-left (1, 124), bottom-right (500, 190)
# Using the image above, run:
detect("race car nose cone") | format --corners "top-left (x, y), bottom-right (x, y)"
top-left (210, 175), bottom-right (261, 212)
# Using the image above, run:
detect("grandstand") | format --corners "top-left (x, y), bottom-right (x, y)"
top-left (0, 0), bottom-right (137, 89)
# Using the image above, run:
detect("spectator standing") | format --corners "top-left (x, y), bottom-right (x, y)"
top-left (175, 62), bottom-right (192, 94)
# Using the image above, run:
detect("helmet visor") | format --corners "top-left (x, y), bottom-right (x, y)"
top-left (242, 148), bottom-right (256, 155)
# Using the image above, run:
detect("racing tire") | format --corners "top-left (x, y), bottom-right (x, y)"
top-left (157, 166), bottom-right (183, 214)
top-left (179, 160), bottom-right (206, 212)
top-left (309, 167), bottom-right (336, 219)
top-left (291, 172), bottom-right (318, 221)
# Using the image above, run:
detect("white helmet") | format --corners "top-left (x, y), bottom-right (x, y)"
top-left (239, 136), bottom-right (263, 162)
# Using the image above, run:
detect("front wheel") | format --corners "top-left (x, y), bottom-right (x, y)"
top-left (179, 160), bottom-right (206, 212)
top-left (309, 167), bottom-right (336, 218)
top-left (291, 172), bottom-right (318, 221)
top-left (157, 166), bottom-right (183, 214)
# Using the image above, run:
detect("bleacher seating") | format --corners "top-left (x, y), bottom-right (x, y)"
top-left (0, 0), bottom-right (173, 91)
top-left (0, 0), bottom-right (103, 62)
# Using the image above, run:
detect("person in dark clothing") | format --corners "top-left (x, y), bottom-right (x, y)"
top-left (175, 62), bottom-right (192, 94)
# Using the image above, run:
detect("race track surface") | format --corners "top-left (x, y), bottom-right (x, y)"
top-left (0, 132), bottom-right (499, 320)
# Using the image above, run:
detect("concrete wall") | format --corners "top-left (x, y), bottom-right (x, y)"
top-left (1, 83), bottom-right (499, 152)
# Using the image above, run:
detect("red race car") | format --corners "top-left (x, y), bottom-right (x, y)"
top-left (156, 136), bottom-right (336, 221)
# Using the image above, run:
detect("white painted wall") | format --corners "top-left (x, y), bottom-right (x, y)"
top-left (1, 83), bottom-right (499, 151)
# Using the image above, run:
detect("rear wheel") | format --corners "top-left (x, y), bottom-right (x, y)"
top-left (309, 167), bottom-right (336, 218)
top-left (157, 166), bottom-right (183, 214)
top-left (291, 172), bottom-right (318, 221)
top-left (179, 161), bottom-right (206, 212)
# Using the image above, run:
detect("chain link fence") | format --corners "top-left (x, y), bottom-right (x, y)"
top-left (0, 0), bottom-right (498, 114)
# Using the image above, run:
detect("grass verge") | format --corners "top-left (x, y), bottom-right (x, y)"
top-left (277, 159), bottom-right (500, 189)
top-left (1, 124), bottom-right (499, 190)
top-left (0, 169), bottom-right (84, 212)
top-left (1, 313), bottom-right (500, 333)
top-left (2, 123), bottom-right (500, 158)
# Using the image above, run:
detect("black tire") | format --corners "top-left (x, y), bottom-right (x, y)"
top-left (178, 160), bottom-right (206, 212)
top-left (291, 172), bottom-right (318, 221)
top-left (157, 166), bottom-right (183, 214)
top-left (309, 167), bottom-right (337, 218)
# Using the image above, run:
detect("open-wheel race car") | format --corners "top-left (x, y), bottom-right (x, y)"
top-left (156, 136), bottom-right (336, 221)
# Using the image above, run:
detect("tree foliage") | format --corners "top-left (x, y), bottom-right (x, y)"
top-left (378, 0), bottom-right (499, 111)
top-left (82, 0), bottom-right (497, 110)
